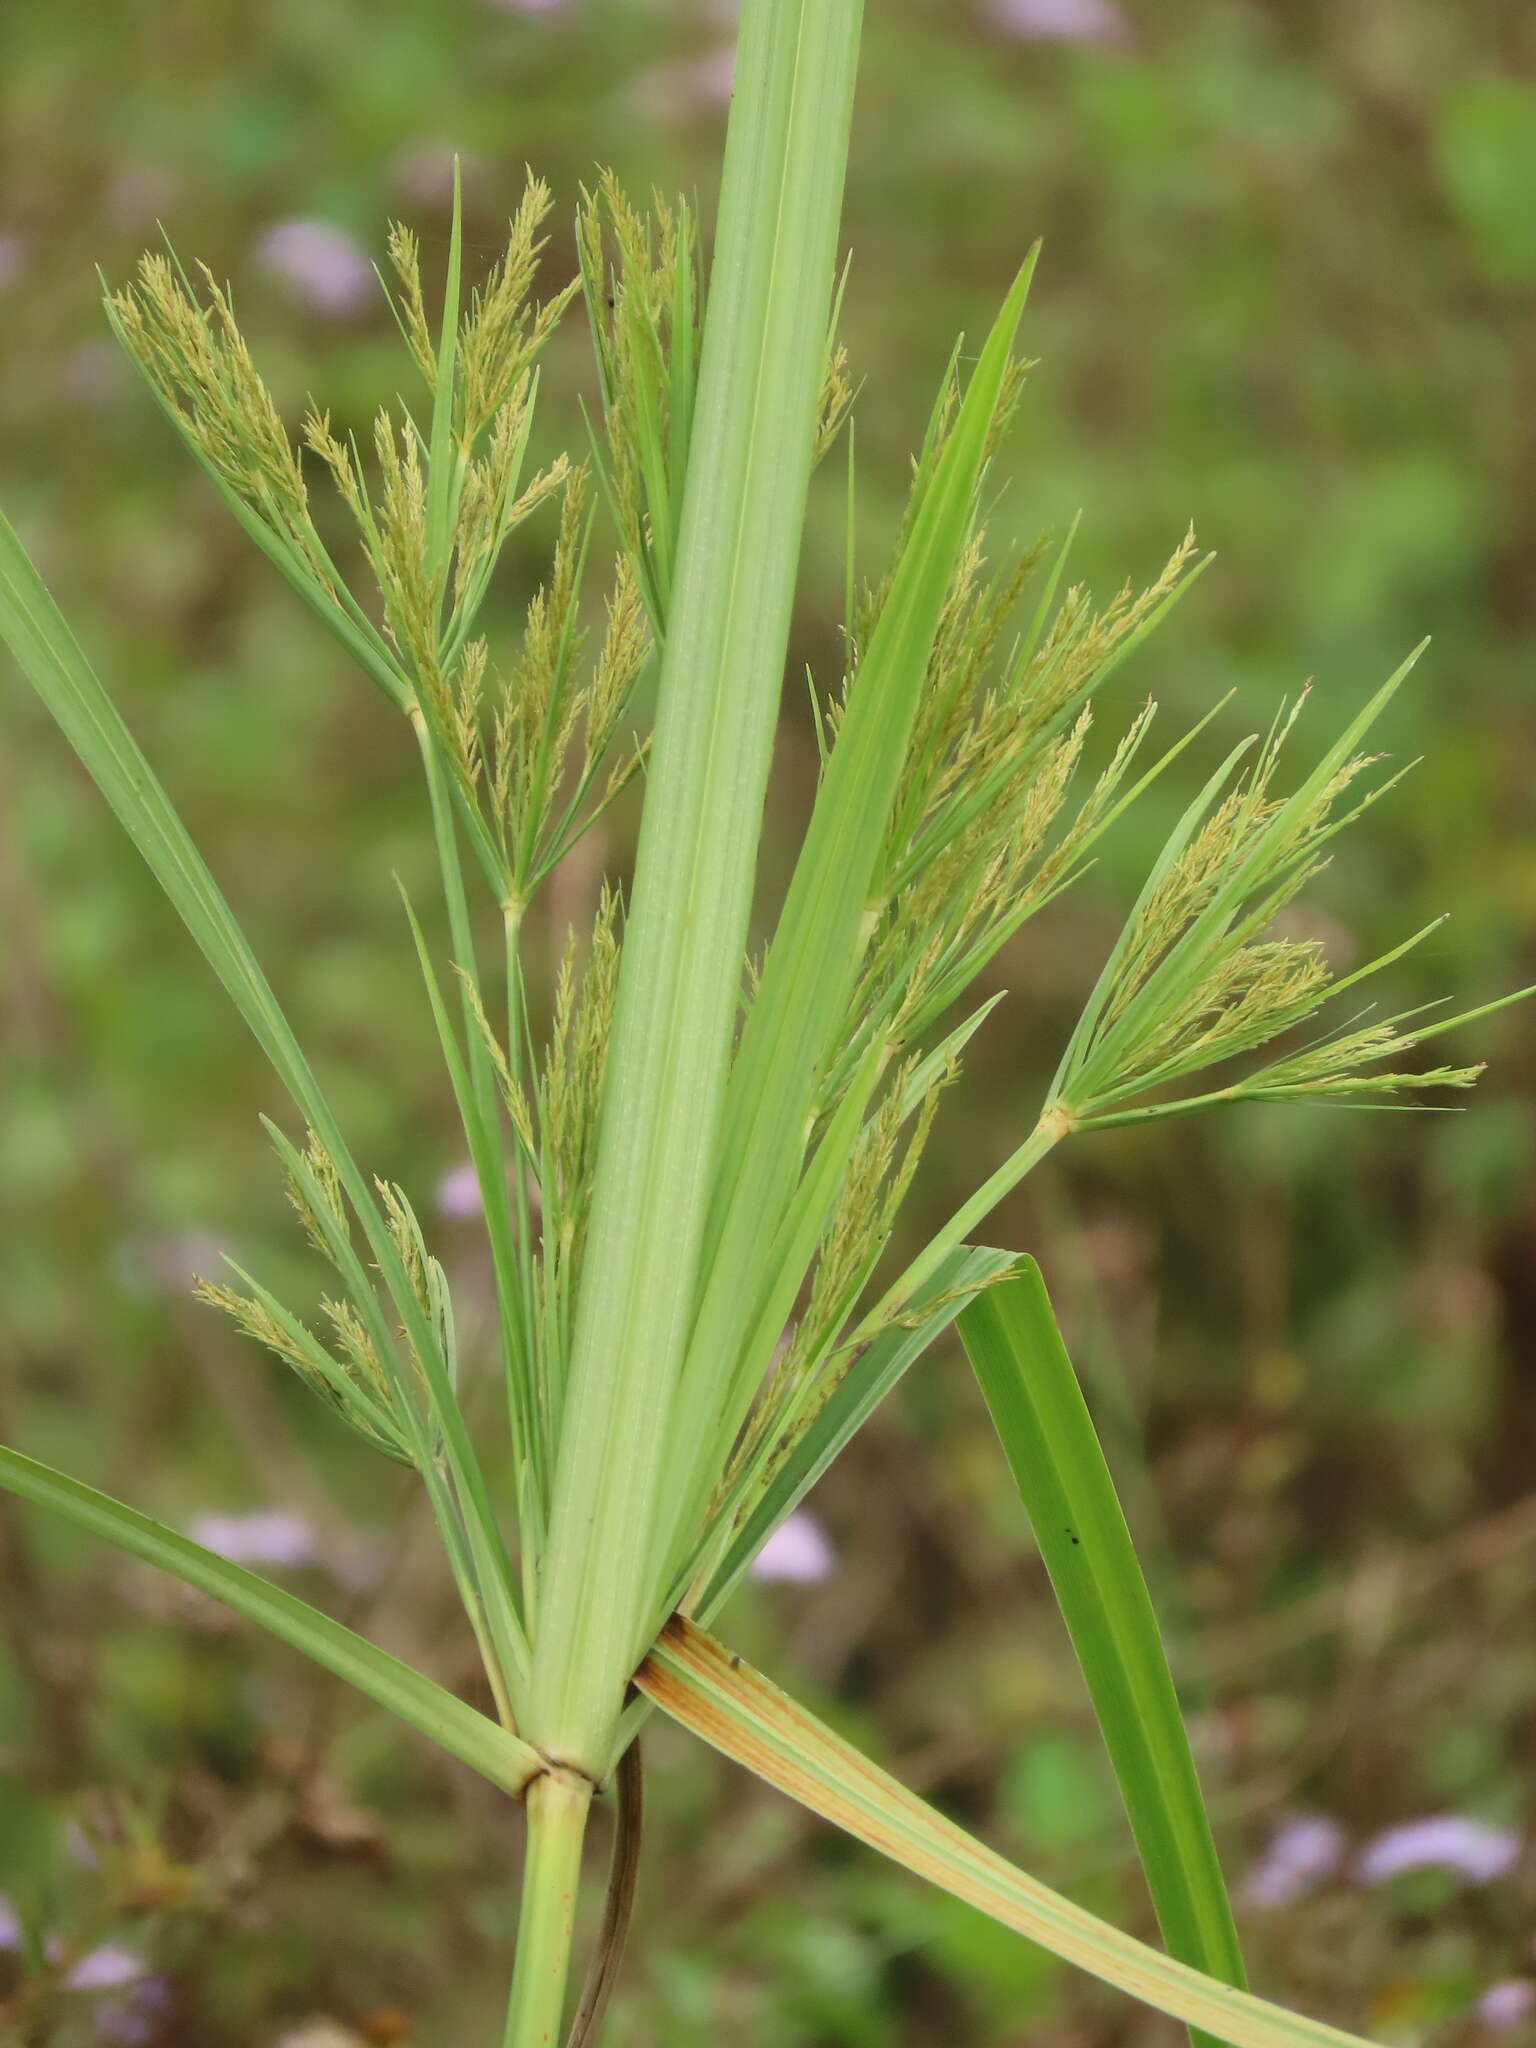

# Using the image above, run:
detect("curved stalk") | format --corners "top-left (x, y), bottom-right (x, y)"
top-left (413, 709), bottom-right (539, 1484)
top-left (566, 1739), bottom-right (644, 2048)
top-left (851, 1112), bottom-right (1068, 1348)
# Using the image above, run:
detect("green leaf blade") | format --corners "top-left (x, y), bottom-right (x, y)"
top-left (958, 1258), bottom-right (1246, 2044)
top-left (0, 1445), bottom-right (541, 1797)
top-left (663, 259), bottom-right (1039, 1560)
top-left (701, 255), bottom-right (1038, 1277)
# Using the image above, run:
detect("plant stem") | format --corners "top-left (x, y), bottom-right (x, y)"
top-left (504, 1769), bottom-right (594, 2048)
top-left (414, 708), bottom-right (539, 1489)
top-left (526, 0), bottom-right (865, 1777)
top-left (502, 901), bottom-right (541, 1455)
top-left (852, 1111), bottom-right (1069, 1344)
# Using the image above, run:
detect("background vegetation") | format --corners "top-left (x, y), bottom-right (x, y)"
top-left (2, 0), bottom-right (1534, 2040)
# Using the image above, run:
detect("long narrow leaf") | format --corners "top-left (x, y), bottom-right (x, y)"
top-left (638, 1618), bottom-right (1374, 2048)
top-left (0, 1445), bottom-right (541, 1797)
top-left (0, 509), bottom-right (328, 1121)
top-left (0, 506), bottom-right (528, 1695)
top-left (528, 0), bottom-right (866, 1771)
top-left (959, 1259), bottom-right (1246, 2048)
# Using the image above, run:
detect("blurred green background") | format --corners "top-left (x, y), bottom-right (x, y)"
top-left (4, 1), bottom-right (1536, 2041)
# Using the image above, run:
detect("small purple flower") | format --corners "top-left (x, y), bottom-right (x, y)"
top-left (986, 0), bottom-right (1133, 46)
top-left (436, 1161), bottom-right (484, 1220)
top-left (103, 166), bottom-right (178, 230)
top-left (254, 221), bottom-right (375, 320)
top-left (749, 1510), bottom-right (834, 1585)
top-left (1355, 1816), bottom-right (1520, 1888)
top-left (1242, 1813), bottom-right (1346, 1908)
top-left (59, 339), bottom-right (130, 409)
top-left (97, 1973), bottom-right (174, 2042)
top-left (633, 47), bottom-right (737, 123)
top-left (187, 1509), bottom-right (316, 1570)
top-left (391, 143), bottom-right (485, 209)
top-left (329, 1528), bottom-right (388, 1595)
top-left (118, 1228), bottom-right (227, 1296)
top-left (1477, 1981), bottom-right (1536, 2033)
top-left (65, 1820), bottom-right (101, 1868)
top-left (0, 1895), bottom-right (21, 1949)
top-left (0, 231), bottom-right (27, 291)
top-left (64, 1942), bottom-right (145, 1991)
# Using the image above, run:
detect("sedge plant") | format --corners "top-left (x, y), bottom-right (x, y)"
top-left (0, 1), bottom-right (1527, 2041)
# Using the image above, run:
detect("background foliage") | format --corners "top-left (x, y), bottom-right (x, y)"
top-left (2, 0), bottom-right (1534, 2040)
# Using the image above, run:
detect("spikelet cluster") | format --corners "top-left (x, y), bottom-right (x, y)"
top-left (814, 330), bottom-right (855, 466)
top-left (542, 893), bottom-right (621, 1236)
top-left (420, 469), bottom-right (652, 910)
top-left (751, 1054), bottom-right (953, 1478)
top-left (579, 172), bottom-right (851, 634)
top-left (115, 186), bottom-right (649, 920)
top-left (821, 524), bottom-right (1201, 1116)
top-left (127, 180), bottom-right (666, 1534)
top-left (108, 255), bottom-right (332, 588)
top-left (578, 175), bottom-right (701, 626)
top-left (1048, 696), bottom-right (1495, 1130)
top-left (435, 885), bottom-right (623, 1452)
top-left (299, 184), bottom-right (575, 693)
top-left (111, 180), bottom-right (581, 740)
top-left (457, 183), bottom-right (572, 433)
top-left (690, 338), bottom-right (1209, 1546)
top-left (537, 890), bottom-right (623, 1352)
top-left (714, 492), bottom-right (1204, 1541)
top-left (194, 1129), bottom-right (452, 1467)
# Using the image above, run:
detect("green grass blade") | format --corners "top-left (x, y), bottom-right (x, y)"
top-left (668, 211), bottom-right (698, 540)
top-left (398, 889), bottom-right (540, 1495)
top-left (662, 260), bottom-right (1038, 1565)
top-left (638, 1618), bottom-right (1375, 2048)
top-left (527, 0), bottom-right (866, 1774)
top-left (0, 505), bottom-right (528, 1698)
top-left (0, 1444), bottom-right (541, 1796)
top-left (0, 506), bottom-right (330, 1120)
top-left (690, 254), bottom-right (1038, 1326)
top-left (958, 1258), bottom-right (1246, 2046)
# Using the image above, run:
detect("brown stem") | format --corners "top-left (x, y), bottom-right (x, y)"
top-left (565, 1735), bottom-right (644, 2048)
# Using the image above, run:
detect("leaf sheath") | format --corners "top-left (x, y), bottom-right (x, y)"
top-left (638, 1618), bottom-right (1375, 2048)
